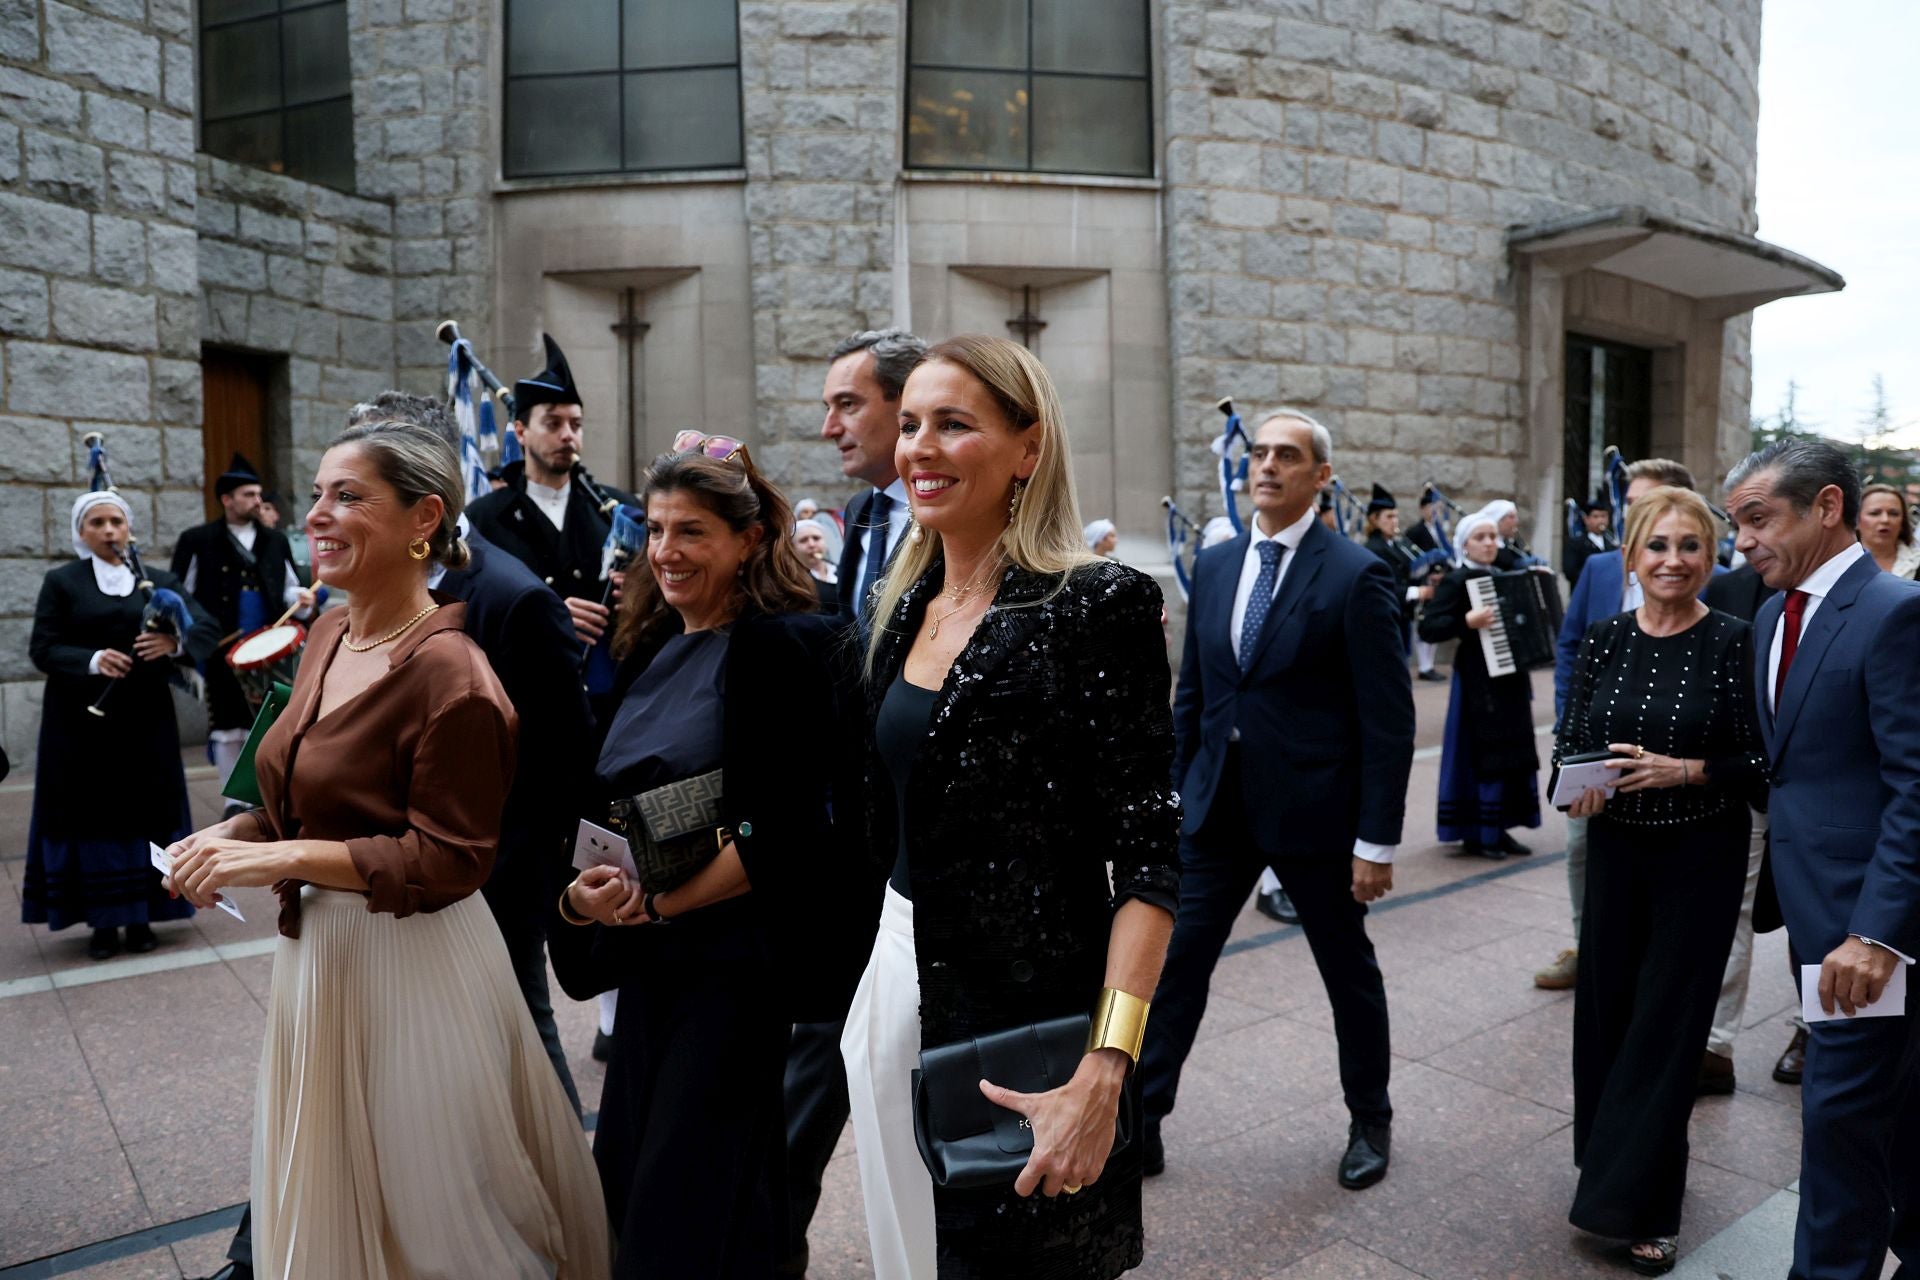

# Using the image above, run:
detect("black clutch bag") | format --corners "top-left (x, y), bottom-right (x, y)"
top-left (910, 1013), bottom-right (1137, 1190)
top-left (608, 769), bottom-right (724, 892)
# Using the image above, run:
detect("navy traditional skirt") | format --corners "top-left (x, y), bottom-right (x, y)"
top-left (1435, 671), bottom-right (1541, 844)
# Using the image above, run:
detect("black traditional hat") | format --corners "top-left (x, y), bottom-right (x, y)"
top-left (513, 333), bottom-right (582, 418)
top-left (215, 452), bottom-right (262, 498)
top-left (1420, 485), bottom-right (1443, 507)
top-left (1368, 483), bottom-right (1397, 513)
top-left (1580, 496), bottom-right (1610, 515)
top-left (1317, 489), bottom-right (1335, 512)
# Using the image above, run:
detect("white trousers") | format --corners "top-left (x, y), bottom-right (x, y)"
top-left (1414, 637), bottom-right (1438, 673)
top-left (841, 886), bottom-right (937, 1280)
top-left (1707, 807), bottom-right (1769, 1056)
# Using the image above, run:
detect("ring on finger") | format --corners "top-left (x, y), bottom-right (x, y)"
top-left (1063, 1184), bottom-right (1082, 1195)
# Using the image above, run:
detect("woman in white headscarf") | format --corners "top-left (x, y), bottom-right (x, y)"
top-left (1475, 499), bottom-right (1533, 569)
top-left (1083, 518), bottom-right (1119, 558)
top-left (795, 516), bottom-right (840, 610)
top-left (1417, 509), bottom-right (1542, 859)
top-left (23, 493), bottom-right (220, 958)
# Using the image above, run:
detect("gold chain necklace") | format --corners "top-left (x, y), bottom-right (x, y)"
top-left (927, 562), bottom-right (1001, 639)
top-left (343, 602), bottom-right (440, 652)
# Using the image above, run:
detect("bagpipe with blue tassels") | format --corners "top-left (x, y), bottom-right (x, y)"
top-left (1162, 398), bottom-right (1253, 602)
top-left (1329, 476), bottom-right (1451, 578)
top-left (439, 319), bottom-right (520, 496)
top-left (82, 433), bottom-right (200, 717)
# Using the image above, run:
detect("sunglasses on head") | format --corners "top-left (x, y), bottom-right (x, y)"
top-left (673, 430), bottom-right (749, 465)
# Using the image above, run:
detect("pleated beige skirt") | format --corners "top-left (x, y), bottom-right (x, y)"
top-left (252, 886), bottom-right (610, 1280)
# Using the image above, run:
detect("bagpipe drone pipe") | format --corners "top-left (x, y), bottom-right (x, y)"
top-left (81, 433), bottom-right (199, 717)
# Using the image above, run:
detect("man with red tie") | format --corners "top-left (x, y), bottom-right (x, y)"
top-left (1727, 437), bottom-right (1920, 1280)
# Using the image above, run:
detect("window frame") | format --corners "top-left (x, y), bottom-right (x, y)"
top-left (198, 0), bottom-right (356, 193)
top-left (903, 0), bottom-right (1155, 180)
top-left (500, 0), bottom-right (746, 181)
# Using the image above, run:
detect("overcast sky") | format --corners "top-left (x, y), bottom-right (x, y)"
top-left (1750, 1), bottom-right (1918, 445)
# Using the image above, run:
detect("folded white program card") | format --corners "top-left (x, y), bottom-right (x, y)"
top-left (1801, 960), bottom-right (1908, 1023)
top-left (572, 819), bottom-right (638, 878)
top-left (148, 842), bottom-right (246, 921)
top-left (1549, 758), bottom-right (1620, 808)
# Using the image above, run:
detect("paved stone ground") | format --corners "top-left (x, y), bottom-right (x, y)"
top-left (0, 668), bottom-right (1816, 1279)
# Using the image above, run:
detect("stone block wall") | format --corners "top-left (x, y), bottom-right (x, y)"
top-left (0, 0), bottom-right (201, 765)
top-left (1161, 0), bottom-right (1764, 522)
top-left (195, 157), bottom-right (397, 483)
top-left (346, 0), bottom-right (496, 392)
top-left (738, 0), bottom-right (902, 495)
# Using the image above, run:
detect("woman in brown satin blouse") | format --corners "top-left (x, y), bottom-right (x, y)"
top-left (164, 421), bottom-right (608, 1280)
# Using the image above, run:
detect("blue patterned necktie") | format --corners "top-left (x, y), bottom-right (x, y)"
top-left (1239, 540), bottom-right (1284, 670)
top-left (855, 490), bottom-right (893, 621)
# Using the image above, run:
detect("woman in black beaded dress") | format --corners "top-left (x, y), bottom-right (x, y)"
top-left (24, 492), bottom-right (219, 959)
top-left (844, 335), bottom-right (1179, 1280)
top-left (1556, 486), bottom-right (1767, 1276)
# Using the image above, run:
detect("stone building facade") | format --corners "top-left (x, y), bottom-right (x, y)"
top-left (0, 0), bottom-right (1839, 763)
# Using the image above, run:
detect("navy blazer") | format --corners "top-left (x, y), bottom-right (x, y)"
top-left (1756, 552), bottom-right (1920, 961)
top-left (834, 487), bottom-right (880, 624)
top-left (1173, 517), bottom-right (1415, 857)
top-left (436, 530), bottom-right (593, 919)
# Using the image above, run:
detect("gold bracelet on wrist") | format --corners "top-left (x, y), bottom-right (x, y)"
top-left (557, 885), bottom-right (592, 927)
top-left (1086, 987), bottom-right (1151, 1064)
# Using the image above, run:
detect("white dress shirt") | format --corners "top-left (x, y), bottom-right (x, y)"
top-left (1229, 505), bottom-right (1315, 663)
top-left (1766, 541), bottom-right (1864, 713)
top-left (1229, 506), bottom-right (1397, 865)
top-left (860, 477), bottom-right (911, 573)
top-left (528, 476), bottom-right (571, 531)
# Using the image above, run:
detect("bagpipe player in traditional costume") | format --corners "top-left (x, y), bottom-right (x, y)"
top-left (465, 334), bottom-right (638, 725)
top-left (1417, 509), bottom-right (1542, 859)
top-left (171, 453), bottom-right (315, 815)
top-left (1362, 484), bottom-right (1437, 657)
top-left (25, 489), bottom-right (220, 959)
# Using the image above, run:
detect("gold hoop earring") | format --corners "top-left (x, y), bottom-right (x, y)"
top-left (407, 538), bottom-right (431, 561)
top-left (1008, 480), bottom-right (1026, 524)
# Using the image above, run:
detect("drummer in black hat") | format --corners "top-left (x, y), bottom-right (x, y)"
top-left (1361, 483), bottom-right (1430, 656)
top-left (1564, 495), bottom-right (1617, 589)
top-left (465, 335), bottom-right (636, 691)
top-left (170, 453), bottom-right (314, 813)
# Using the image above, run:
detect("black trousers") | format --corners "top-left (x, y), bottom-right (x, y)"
top-left (482, 877), bottom-right (583, 1119)
top-left (598, 905), bottom-right (788, 1278)
top-left (1570, 808), bottom-right (1747, 1239)
top-left (779, 1018), bottom-right (849, 1276)
top-left (1140, 748), bottom-right (1393, 1128)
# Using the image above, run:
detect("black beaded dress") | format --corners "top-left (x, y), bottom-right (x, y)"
top-left (1555, 608), bottom-right (1767, 1240)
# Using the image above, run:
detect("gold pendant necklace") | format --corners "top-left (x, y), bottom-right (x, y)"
top-left (343, 602), bottom-right (440, 652)
top-left (927, 562), bottom-right (1000, 639)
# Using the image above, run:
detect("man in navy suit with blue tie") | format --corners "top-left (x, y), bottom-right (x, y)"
top-left (1139, 411), bottom-right (1416, 1189)
top-left (1726, 437), bottom-right (1920, 1280)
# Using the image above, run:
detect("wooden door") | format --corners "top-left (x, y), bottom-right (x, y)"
top-left (201, 349), bottom-right (273, 519)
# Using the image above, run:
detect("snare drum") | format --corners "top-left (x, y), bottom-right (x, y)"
top-left (226, 623), bottom-right (306, 711)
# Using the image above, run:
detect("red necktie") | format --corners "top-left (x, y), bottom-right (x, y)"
top-left (1775, 589), bottom-right (1810, 707)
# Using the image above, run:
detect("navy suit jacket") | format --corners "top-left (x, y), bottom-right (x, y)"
top-left (436, 530), bottom-right (594, 921)
top-left (835, 487), bottom-right (892, 625)
top-left (1756, 552), bottom-right (1920, 962)
top-left (1173, 517), bottom-right (1415, 858)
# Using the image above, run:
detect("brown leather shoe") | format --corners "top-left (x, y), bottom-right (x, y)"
top-left (1533, 948), bottom-right (1577, 990)
top-left (1773, 1025), bottom-right (1808, 1084)
top-left (1696, 1049), bottom-right (1735, 1096)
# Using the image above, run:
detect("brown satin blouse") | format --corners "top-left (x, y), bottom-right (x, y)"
top-left (251, 601), bottom-right (519, 937)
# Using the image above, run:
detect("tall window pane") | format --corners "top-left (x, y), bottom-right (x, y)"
top-left (200, 0), bottom-right (355, 191)
top-left (504, 0), bottom-right (744, 179)
top-left (505, 77), bottom-right (623, 177)
top-left (908, 0), bottom-right (1024, 70)
top-left (906, 0), bottom-right (1152, 177)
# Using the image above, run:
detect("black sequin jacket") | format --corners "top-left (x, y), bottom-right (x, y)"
top-left (864, 556), bottom-right (1181, 1280)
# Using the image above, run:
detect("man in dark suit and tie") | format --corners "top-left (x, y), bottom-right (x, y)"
top-left (1139, 410), bottom-right (1416, 1189)
top-left (777, 326), bottom-right (929, 1276)
top-left (1727, 437), bottom-right (1920, 1280)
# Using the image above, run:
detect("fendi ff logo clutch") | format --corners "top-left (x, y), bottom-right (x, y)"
top-left (635, 770), bottom-right (724, 843)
